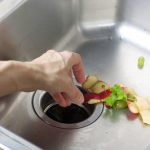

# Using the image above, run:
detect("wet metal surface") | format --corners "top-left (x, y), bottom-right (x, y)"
top-left (0, 0), bottom-right (150, 150)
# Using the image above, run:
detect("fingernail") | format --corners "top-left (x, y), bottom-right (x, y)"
top-left (77, 96), bottom-right (84, 104)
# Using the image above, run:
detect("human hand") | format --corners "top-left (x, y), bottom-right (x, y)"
top-left (31, 50), bottom-right (85, 107)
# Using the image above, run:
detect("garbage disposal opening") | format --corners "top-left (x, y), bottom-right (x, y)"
top-left (32, 87), bottom-right (104, 129)
top-left (42, 92), bottom-right (95, 124)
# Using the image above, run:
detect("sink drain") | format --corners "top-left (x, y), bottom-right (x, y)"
top-left (32, 87), bottom-right (104, 129)
top-left (44, 103), bottom-right (91, 124)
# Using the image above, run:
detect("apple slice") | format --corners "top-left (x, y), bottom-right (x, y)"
top-left (127, 88), bottom-right (137, 95)
top-left (87, 99), bottom-right (101, 104)
top-left (118, 83), bottom-right (125, 88)
top-left (136, 96), bottom-right (150, 110)
top-left (98, 89), bottom-right (111, 99)
top-left (83, 89), bottom-right (111, 104)
top-left (135, 96), bottom-right (150, 125)
top-left (126, 111), bottom-right (138, 120)
top-left (127, 101), bottom-right (139, 114)
top-left (83, 93), bottom-right (100, 102)
top-left (82, 75), bottom-right (98, 90)
top-left (139, 110), bottom-right (150, 125)
top-left (122, 87), bottom-right (137, 96)
top-left (91, 81), bottom-right (110, 94)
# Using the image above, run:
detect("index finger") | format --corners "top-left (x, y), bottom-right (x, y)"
top-left (72, 53), bottom-right (85, 84)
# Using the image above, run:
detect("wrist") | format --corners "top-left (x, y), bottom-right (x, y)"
top-left (8, 61), bottom-right (40, 91)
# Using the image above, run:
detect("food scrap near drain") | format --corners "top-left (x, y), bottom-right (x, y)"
top-left (138, 56), bottom-right (145, 69)
top-left (82, 75), bottom-right (150, 125)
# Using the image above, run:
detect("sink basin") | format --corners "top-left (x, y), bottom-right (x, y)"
top-left (0, 0), bottom-right (150, 150)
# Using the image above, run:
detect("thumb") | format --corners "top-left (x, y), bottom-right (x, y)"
top-left (65, 85), bottom-right (84, 104)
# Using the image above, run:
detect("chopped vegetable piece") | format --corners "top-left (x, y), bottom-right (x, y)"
top-left (84, 93), bottom-right (101, 102)
top-left (127, 88), bottom-right (137, 95)
top-left (127, 101), bottom-right (139, 114)
top-left (104, 84), bottom-right (127, 109)
top-left (91, 81), bottom-right (110, 94)
top-left (138, 56), bottom-right (145, 69)
top-left (82, 75), bottom-right (98, 90)
top-left (105, 103), bottom-right (112, 109)
top-left (83, 89), bottom-right (111, 103)
top-left (136, 96), bottom-right (150, 110)
top-left (126, 111), bottom-right (138, 120)
top-left (134, 96), bottom-right (150, 125)
top-left (127, 94), bottom-right (136, 102)
top-left (82, 74), bottom-right (150, 125)
top-left (121, 87), bottom-right (137, 101)
top-left (87, 99), bottom-right (100, 104)
top-left (114, 101), bottom-right (128, 109)
top-left (139, 110), bottom-right (150, 125)
top-left (98, 89), bottom-right (111, 99)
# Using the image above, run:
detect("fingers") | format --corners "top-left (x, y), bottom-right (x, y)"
top-left (45, 50), bottom-right (85, 107)
top-left (52, 92), bottom-right (71, 107)
top-left (52, 84), bottom-right (84, 107)
top-left (53, 93), bottom-right (68, 107)
top-left (65, 84), bottom-right (84, 104)
top-left (60, 51), bottom-right (85, 84)
top-left (71, 53), bottom-right (85, 84)
top-left (61, 93), bottom-right (71, 106)
top-left (51, 78), bottom-right (84, 107)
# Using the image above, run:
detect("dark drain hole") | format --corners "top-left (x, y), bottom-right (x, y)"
top-left (45, 104), bottom-right (91, 124)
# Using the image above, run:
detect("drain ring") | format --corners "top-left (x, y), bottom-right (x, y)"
top-left (32, 87), bottom-right (104, 129)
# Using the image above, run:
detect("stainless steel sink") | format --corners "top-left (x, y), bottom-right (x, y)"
top-left (0, 0), bottom-right (150, 150)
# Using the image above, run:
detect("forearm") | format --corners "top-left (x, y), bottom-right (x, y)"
top-left (0, 61), bottom-right (37, 96)
top-left (0, 50), bottom-right (85, 107)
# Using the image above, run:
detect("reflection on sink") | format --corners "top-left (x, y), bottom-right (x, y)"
top-left (0, 126), bottom-right (41, 150)
top-left (0, 0), bottom-right (150, 150)
top-left (0, 0), bottom-right (26, 20)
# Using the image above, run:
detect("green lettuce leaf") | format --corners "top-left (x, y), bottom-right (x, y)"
top-left (104, 84), bottom-right (127, 109)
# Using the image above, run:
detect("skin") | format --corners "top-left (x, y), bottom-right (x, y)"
top-left (0, 50), bottom-right (85, 107)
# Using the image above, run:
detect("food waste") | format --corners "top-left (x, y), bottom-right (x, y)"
top-left (82, 75), bottom-right (150, 125)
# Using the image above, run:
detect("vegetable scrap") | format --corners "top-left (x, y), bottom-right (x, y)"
top-left (82, 75), bottom-right (150, 125)
top-left (138, 56), bottom-right (145, 69)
